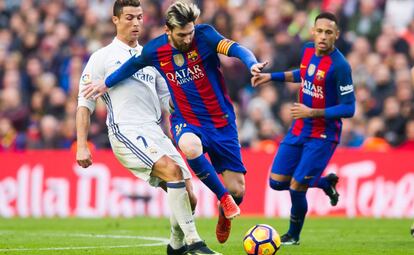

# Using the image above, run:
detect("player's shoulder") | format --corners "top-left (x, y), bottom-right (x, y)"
top-left (331, 48), bottom-right (351, 70)
top-left (90, 42), bottom-right (116, 59)
top-left (303, 42), bottom-right (315, 49)
top-left (195, 23), bottom-right (217, 36)
top-left (142, 34), bottom-right (168, 55)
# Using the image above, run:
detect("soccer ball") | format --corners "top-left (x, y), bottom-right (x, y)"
top-left (243, 224), bottom-right (281, 255)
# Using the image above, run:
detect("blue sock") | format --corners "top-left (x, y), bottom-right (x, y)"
top-left (187, 155), bottom-right (228, 200)
top-left (312, 177), bottom-right (329, 190)
top-left (288, 189), bottom-right (308, 240)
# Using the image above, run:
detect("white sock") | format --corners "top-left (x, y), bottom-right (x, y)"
top-left (166, 181), bottom-right (201, 245)
top-left (169, 214), bottom-right (185, 249)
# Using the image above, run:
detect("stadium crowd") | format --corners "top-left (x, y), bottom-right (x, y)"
top-left (0, 0), bottom-right (414, 152)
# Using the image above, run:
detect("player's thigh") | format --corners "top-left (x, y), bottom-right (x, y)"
top-left (293, 138), bottom-right (337, 185)
top-left (109, 128), bottom-right (165, 187)
top-left (156, 134), bottom-right (192, 181)
top-left (171, 120), bottom-right (203, 158)
top-left (271, 142), bottom-right (303, 177)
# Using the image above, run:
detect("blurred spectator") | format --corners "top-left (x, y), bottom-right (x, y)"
top-left (0, 0), bottom-right (412, 150)
top-left (0, 117), bottom-right (24, 151)
top-left (340, 118), bottom-right (364, 147)
top-left (361, 117), bottom-right (391, 152)
top-left (382, 96), bottom-right (406, 146)
top-left (347, 0), bottom-right (382, 45)
top-left (397, 119), bottom-right (414, 150)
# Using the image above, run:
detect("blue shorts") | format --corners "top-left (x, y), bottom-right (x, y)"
top-left (171, 118), bottom-right (246, 174)
top-left (271, 132), bottom-right (337, 185)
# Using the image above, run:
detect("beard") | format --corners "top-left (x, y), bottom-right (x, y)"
top-left (171, 36), bottom-right (191, 52)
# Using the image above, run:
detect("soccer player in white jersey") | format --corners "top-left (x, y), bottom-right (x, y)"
top-left (76, 1), bottom-right (220, 254)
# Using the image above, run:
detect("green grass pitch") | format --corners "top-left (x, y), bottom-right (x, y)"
top-left (0, 217), bottom-right (412, 255)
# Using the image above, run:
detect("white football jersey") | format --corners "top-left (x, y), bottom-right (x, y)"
top-left (77, 37), bottom-right (170, 132)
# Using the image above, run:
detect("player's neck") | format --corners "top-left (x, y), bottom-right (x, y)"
top-left (315, 47), bottom-right (334, 57)
top-left (116, 35), bottom-right (138, 48)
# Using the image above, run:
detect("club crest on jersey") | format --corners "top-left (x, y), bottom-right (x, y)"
top-left (187, 50), bottom-right (198, 62)
top-left (316, 70), bottom-right (325, 80)
top-left (173, 54), bottom-right (185, 67)
top-left (81, 73), bottom-right (91, 84)
top-left (307, 64), bottom-right (316, 76)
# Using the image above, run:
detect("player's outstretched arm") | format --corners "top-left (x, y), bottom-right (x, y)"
top-left (290, 101), bottom-right (355, 119)
top-left (252, 69), bottom-right (301, 87)
top-left (251, 73), bottom-right (271, 87)
top-left (76, 106), bottom-right (93, 168)
top-left (105, 54), bottom-right (148, 88)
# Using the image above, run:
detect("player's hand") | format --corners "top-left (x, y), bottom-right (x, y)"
top-left (250, 61), bottom-right (269, 75)
top-left (251, 73), bottom-right (271, 87)
top-left (82, 80), bottom-right (108, 100)
top-left (291, 103), bottom-right (312, 119)
top-left (76, 145), bottom-right (93, 168)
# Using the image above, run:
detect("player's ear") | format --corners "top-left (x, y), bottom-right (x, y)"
top-left (112, 16), bottom-right (119, 25)
top-left (311, 26), bottom-right (315, 36)
top-left (164, 25), bottom-right (171, 36)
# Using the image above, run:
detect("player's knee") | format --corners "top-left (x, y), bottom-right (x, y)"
top-left (178, 135), bottom-right (202, 158)
top-left (269, 178), bottom-right (290, 191)
top-left (180, 145), bottom-right (202, 159)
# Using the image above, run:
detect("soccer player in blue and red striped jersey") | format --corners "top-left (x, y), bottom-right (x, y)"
top-left (82, 1), bottom-right (267, 247)
top-left (252, 12), bottom-right (355, 245)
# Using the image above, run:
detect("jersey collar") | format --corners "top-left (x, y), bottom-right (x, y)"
top-left (113, 37), bottom-right (143, 54)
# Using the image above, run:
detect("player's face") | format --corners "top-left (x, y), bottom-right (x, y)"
top-left (312, 18), bottom-right (339, 56)
top-left (113, 6), bottom-right (143, 46)
top-left (167, 22), bottom-right (195, 52)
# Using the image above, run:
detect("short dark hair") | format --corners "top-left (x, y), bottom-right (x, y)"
top-left (315, 12), bottom-right (338, 26)
top-left (113, 0), bottom-right (141, 17)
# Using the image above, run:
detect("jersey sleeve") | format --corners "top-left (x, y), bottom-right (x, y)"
top-left (77, 52), bottom-right (104, 113)
top-left (335, 61), bottom-right (355, 104)
top-left (197, 24), bottom-right (258, 70)
top-left (324, 61), bottom-right (355, 119)
top-left (105, 47), bottom-right (151, 88)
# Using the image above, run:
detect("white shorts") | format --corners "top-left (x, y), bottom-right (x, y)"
top-left (108, 123), bottom-right (191, 187)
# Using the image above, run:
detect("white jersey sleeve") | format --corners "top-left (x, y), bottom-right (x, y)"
top-left (77, 51), bottom-right (105, 113)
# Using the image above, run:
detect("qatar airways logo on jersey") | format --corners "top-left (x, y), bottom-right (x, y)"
top-left (165, 65), bottom-right (205, 85)
top-left (302, 79), bottom-right (324, 99)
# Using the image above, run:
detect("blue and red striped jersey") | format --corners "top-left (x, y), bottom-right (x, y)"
top-left (290, 42), bottom-right (355, 143)
top-left (137, 24), bottom-right (251, 129)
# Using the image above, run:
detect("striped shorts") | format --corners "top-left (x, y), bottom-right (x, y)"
top-left (108, 123), bottom-right (191, 187)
